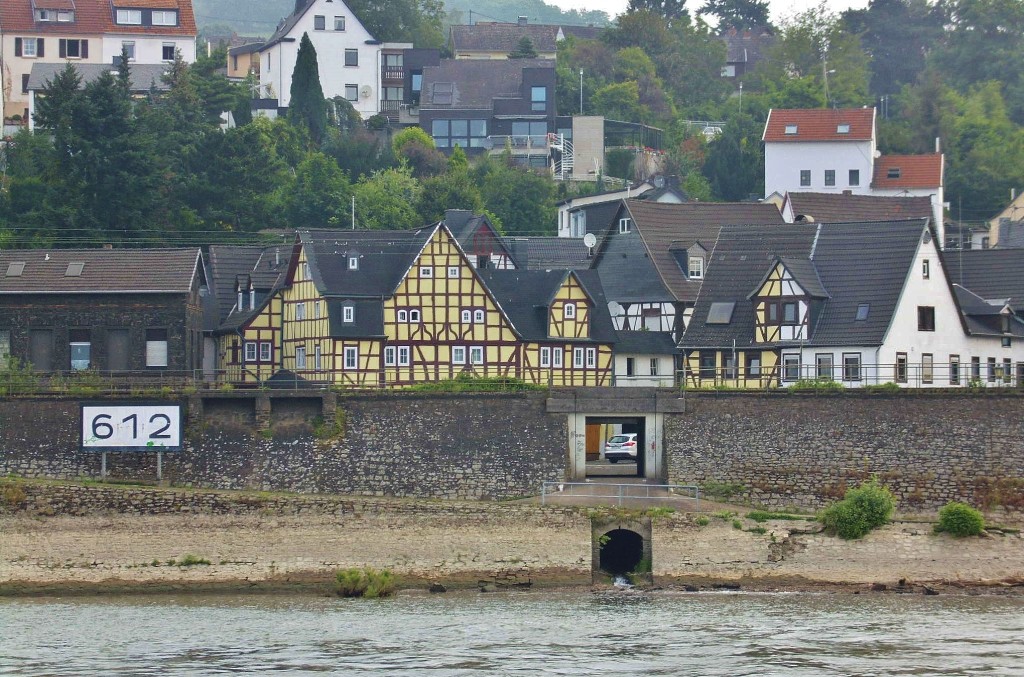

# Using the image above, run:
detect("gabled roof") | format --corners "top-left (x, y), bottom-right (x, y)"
top-left (784, 192), bottom-right (933, 223)
top-left (419, 58), bottom-right (554, 110)
top-left (449, 22), bottom-right (601, 54)
top-left (27, 62), bottom-right (172, 92)
top-left (262, 0), bottom-right (368, 50)
top-left (476, 269), bottom-right (616, 343)
top-left (0, 248), bottom-right (202, 294)
top-left (953, 285), bottom-right (1024, 338)
top-left (943, 249), bottom-right (1024, 307)
top-left (683, 219), bottom-right (930, 349)
top-left (298, 227), bottom-right (435, 298)
top-left (872, 154), bottom-right (943, 190)
top-left (501, 236), bottom-right (593, 270)
top-left (442, 210), bottom-right (513, 259)
top-left (763, 108), bottom-right (875, 143)
top-left (207, 245), bottom-right (289, 331)
top-left (0, 0), bottom-right (196, 36)
top-left (615, 330), bottom-right (678, 355)
top-left (597, 200), bottom-right (785, 303)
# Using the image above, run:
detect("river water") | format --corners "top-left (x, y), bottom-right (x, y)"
top-left (1, 591), bottom-right (1022, 676)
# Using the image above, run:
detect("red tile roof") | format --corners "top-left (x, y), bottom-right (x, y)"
top-left (0, 0), bottom-right (195, 36)
top-left (872, 154), bottom-right (943, 189)
top-left (763, 108), bottom-right (875, 142)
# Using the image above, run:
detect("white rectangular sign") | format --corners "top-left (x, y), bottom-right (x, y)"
top-left (81, 403), bottom-right (183, 451)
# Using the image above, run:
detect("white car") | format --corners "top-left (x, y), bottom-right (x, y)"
top-left (604, 434), bottom-right (638, 463)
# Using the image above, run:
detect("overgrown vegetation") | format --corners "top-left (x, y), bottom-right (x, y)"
top-left (864, 382), bottom-right (901, 394)
top-left (935, 501), bottom-right (985, 537)
top-left (404, 374), bottom-right (545, 393)
top-left (790, 379), bottom-right (844, 393)
top-left (746, 510), bottom-right (809, 522)
top-left (700, 481), bottom-right (746, 500)
top-left (335, 567), bottom-right (396, 598)
top-left (819, 478), bottom-right (896, 540)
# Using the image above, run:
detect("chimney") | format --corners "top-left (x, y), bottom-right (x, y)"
top-left (518, 15), bottom-right (528, 25)
top-left (294, 0), bottom-right (307, 15)
top-left (935, 136), bottom-right (941, 153)
top-left (103, 243), bottom-right (113, 249)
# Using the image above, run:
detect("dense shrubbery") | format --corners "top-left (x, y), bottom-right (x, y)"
top-left (819, 479), bottom-right (895, 539)
top-left (936, 502), bottom-right (985, 537)
top-left (335, 567), bottom-right (396, 598)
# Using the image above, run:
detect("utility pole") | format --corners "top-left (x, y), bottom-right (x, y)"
top-left (351, 196), bottom-right (356, 230)
top-left (579, 69), bottom-right (584, 115)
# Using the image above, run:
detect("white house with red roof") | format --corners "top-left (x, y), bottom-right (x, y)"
top-left (763, 108), bottom-right (945, 247)
top-left (0, 0), bottom-right (196, 121)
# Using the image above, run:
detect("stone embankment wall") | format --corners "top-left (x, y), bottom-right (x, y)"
top-left (666, 393), bottom-right (1024, 512)
top-left (0, 392), bottom-right (566, 501)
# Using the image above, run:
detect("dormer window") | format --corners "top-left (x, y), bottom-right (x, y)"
top-left (784, 124), bottom-right (798, 135)
top-left (618, 218), bottom-right (632, 234)
top-left (37, 9), bottom-right (75, 22)
top-left (151, 10), bottom-right (178, 26)
top-left (688, 256), bottom-right (704, 279)
top-left (116, 9), bottom-right (142, 25)
top-left (564, 303), bottom-right (576, 319)
top-left (343, 305), bottom-right (354, 323)
top-left (837, 124), bottom-right (850, 134)
top-left (887, 167), bottom-right (901, 179)
top-left (348, 256), bottom-right (359, 270)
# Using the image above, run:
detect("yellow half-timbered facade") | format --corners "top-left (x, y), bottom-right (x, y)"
top-left (213, 225), bottom-right (617, 388)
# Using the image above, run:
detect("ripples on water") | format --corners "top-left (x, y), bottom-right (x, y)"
top-left (1, 591), bottom-right (1023, 676)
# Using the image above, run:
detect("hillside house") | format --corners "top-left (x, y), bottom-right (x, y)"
top-left (448, 17), bottom-right (601, 60)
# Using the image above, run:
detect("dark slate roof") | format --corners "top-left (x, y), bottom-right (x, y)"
top-left (443, 210), bottom-right (513, 259)
top-left (602, 200), bottom-right (785, 303)
top-left (420, 59), bottom-right (554, 110)
top-left (683, 219), bottom-right (929, 349)
top-left (576, 200), bottom-right (628, 238)
top-left (262, 0), bottom-right (329, 49)
top-left (207, 245), bottom-right (290, 331)
top-left (27, 63), bottom-right (172, 92)
top-left (501, 237), bottom-right (594, 270)
top-left (615, 331), bottom-right (678, 355)
top-left (777, 256), bottom-right (829, 298)
top-left (477, 269), bottom-right (616, 343)
top-left (953, 285), bottom-right (1024, 338)
top-left (450, 23), bottom-right (602, 54)
top-left (229, 42), bottom-right (264, 56)
top-left (0, 248), bottom-right (202, 294)
top-left (943, 249), bottom-right (1024, 307)
top-left (327, 298), bottom-right (385, 338)
top-left (786, 192), bottom-right (933, 224)
top-left (299, 228), bottom-right (434, 298)
top-left (995, 221), bottom-right (1024, 248)
top-left (720, 26), bottom-right (775, 64)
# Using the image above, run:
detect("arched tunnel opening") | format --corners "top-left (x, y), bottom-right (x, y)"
top-left (599, 529), bottom-right (645, 575)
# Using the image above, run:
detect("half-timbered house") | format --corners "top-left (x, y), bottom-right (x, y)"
top-left (682, 219), bottom-right (1024, 388)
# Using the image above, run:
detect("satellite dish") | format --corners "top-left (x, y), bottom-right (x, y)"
top-left (583, 233), bottom-right (597, 248)
top-left (360, 85), bottom-right (372, 99)
top-left (608, 301), bottom-right (624, 316)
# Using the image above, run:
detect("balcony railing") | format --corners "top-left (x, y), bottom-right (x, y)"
top-left (487, 134), bottom-right (551, 153)
top-left (681, 362), bottom-right (1024, 390)
top-left (379, 100), bottom-right (402, 113)
top-left (381, 66), bottom-right (404, 81)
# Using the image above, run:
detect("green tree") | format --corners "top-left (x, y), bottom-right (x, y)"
top-left (626, 0), bottom-right (689, 21)
top-left (391, 125), bottom-right (446, 177)
top-left (475, 156), bottom-right (557, 236)
top-left (591, 81), bottom-right (644, 121)
top-left (702, 112), bottom-right (764, 200)
top-left (392, 126), bottom-right (435, 155)
top-left (508, 36), bottom-right (539, 59)
top-left (699, 0), bottom-right (771, 29)
top-left (353, 165), bottom-right (423, 229)
top-left (289, 33), bottom-right (327, 143)
top-left (345, 0), bottom-right (446, 48)
top-left (417, 167), bottom-right (483, 223)
top-left (284, 152), bottom-right (353, 227)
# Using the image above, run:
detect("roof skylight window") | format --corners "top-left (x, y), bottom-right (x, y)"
top-left (784, 124), bottom-right (798, 135)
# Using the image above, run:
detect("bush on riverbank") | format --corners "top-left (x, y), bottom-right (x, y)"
top-left (335, 567), bottom-right (396, 598)
top-left (936, 502), bottom-right (985, 536)
top-left (819, 479), bottom-right (895, 540)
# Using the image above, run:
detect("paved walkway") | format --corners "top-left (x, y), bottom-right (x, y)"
top-left (521, 477), bottom-right (741, 512)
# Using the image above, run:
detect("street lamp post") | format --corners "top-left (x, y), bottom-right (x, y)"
top-left (579, 69), bottom-right (583, 115)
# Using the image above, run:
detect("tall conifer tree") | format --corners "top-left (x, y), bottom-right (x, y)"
top-left (289, 32), bottom-right (327, 144)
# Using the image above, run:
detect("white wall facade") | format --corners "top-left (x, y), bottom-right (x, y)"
top-left (614, 353), bottom-right (676, 387)
top-left (259, 0), bottom-right (379, 117)
top-left (764, 139), bottom-right (874, 199)
top-left (873, 186), bottom-right (945, 247)
top-left (101, 34), bottom-right (196, 65)
top-left (1, 32), bottom-right (104, 118)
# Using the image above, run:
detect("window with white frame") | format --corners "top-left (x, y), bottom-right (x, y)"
top-left (146, 329), bottom-right (168, 367)
top-left (419, 266), bottom-right (433, 278)
top-left (19, 37), bottom-right (41, 57)
top-left (618, 218), bottom-right (632, 234)
top-left (295, 346), bottom-right (307, 368)
top-left (122, 41), bottom-right (135, 60)
top-left (452, 346), bottom-right (466, 364)
top-left (313, 14), bottom-right (326, 30)
top-left (540, 346), bottom-right (551, 367)
top-left (397, 309), bottom-right (408, 322)
top-left (345, 49), bottom-right (358, 66)
top-left (152, 10), bottom-right (178, 25)
top-left (570, 211), bottom-right (586, 237)
top-left (344, 346), bottom-right (358, 369)
top-left (314, 301), bottom-right (320, 319)
top-left (650, 358), bottom-right (658, 376)
top-left (474, 309), bottom-right (485, 323)
top-left (259, 342), bottom-right (272, 362)
top-left (398, 346), bottom-right (410, 366)
top-left (782, 353), bottom-right (800, 381)
top-left (448, 266), bottom-right (460, 278)
top-left (334, 15), bottom-right (346, 30)
top-left (296, 302), bottom-right (306, 320)
top-left (314, 345), bottom-right (322, 370)
top-left (573, 347), bottom-right (584, 368)
top-left (161, 42), bottom-right (175, 61)
top-left (302, 263), bottom-right (311, 280)
top-left (470, 346), bottom-right (484, 365)
top-left (461, 309), bottom-right (471, 323)
top-left (116, 9), bottom-right (142, 24)
top-left (244, 341), bottom-right (257, 362)
top-left (409, 309), bottom-right (421, 323)
top-left (342, 305), bottom-right (354, 323)
top-left (384, 346), bottom-right (396, 366)
top-left (688, 256), bottom-right (704, 279)
top-left (345, 84), bottom-right (358, 101)
top-left (564, 303), bottom-right (576, 319)
top-left (553, 348), bottom-right (563, 367)
top-left (348, 256), bottom-right (359, 270)
top-left (586, 348), bottom-right (596, 368)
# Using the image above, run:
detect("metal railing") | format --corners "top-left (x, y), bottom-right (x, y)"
top-left (487, 134), bottom-right (551, 153)
top-left (381, 66), bottom-right (404, 81)
top-left (681, 360), bottom-right (1024, 390)
top-left (541, 481), bottom-right (700, 509)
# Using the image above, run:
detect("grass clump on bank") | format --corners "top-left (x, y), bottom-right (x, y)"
top-left (819, 478), bottom-right (895, 540)
top-left (935, 502), bottom-right (985, 537)
top-left (746, 510), bottom-right (808, 522)
top-left (335, 567), bottom-right (396, 599)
